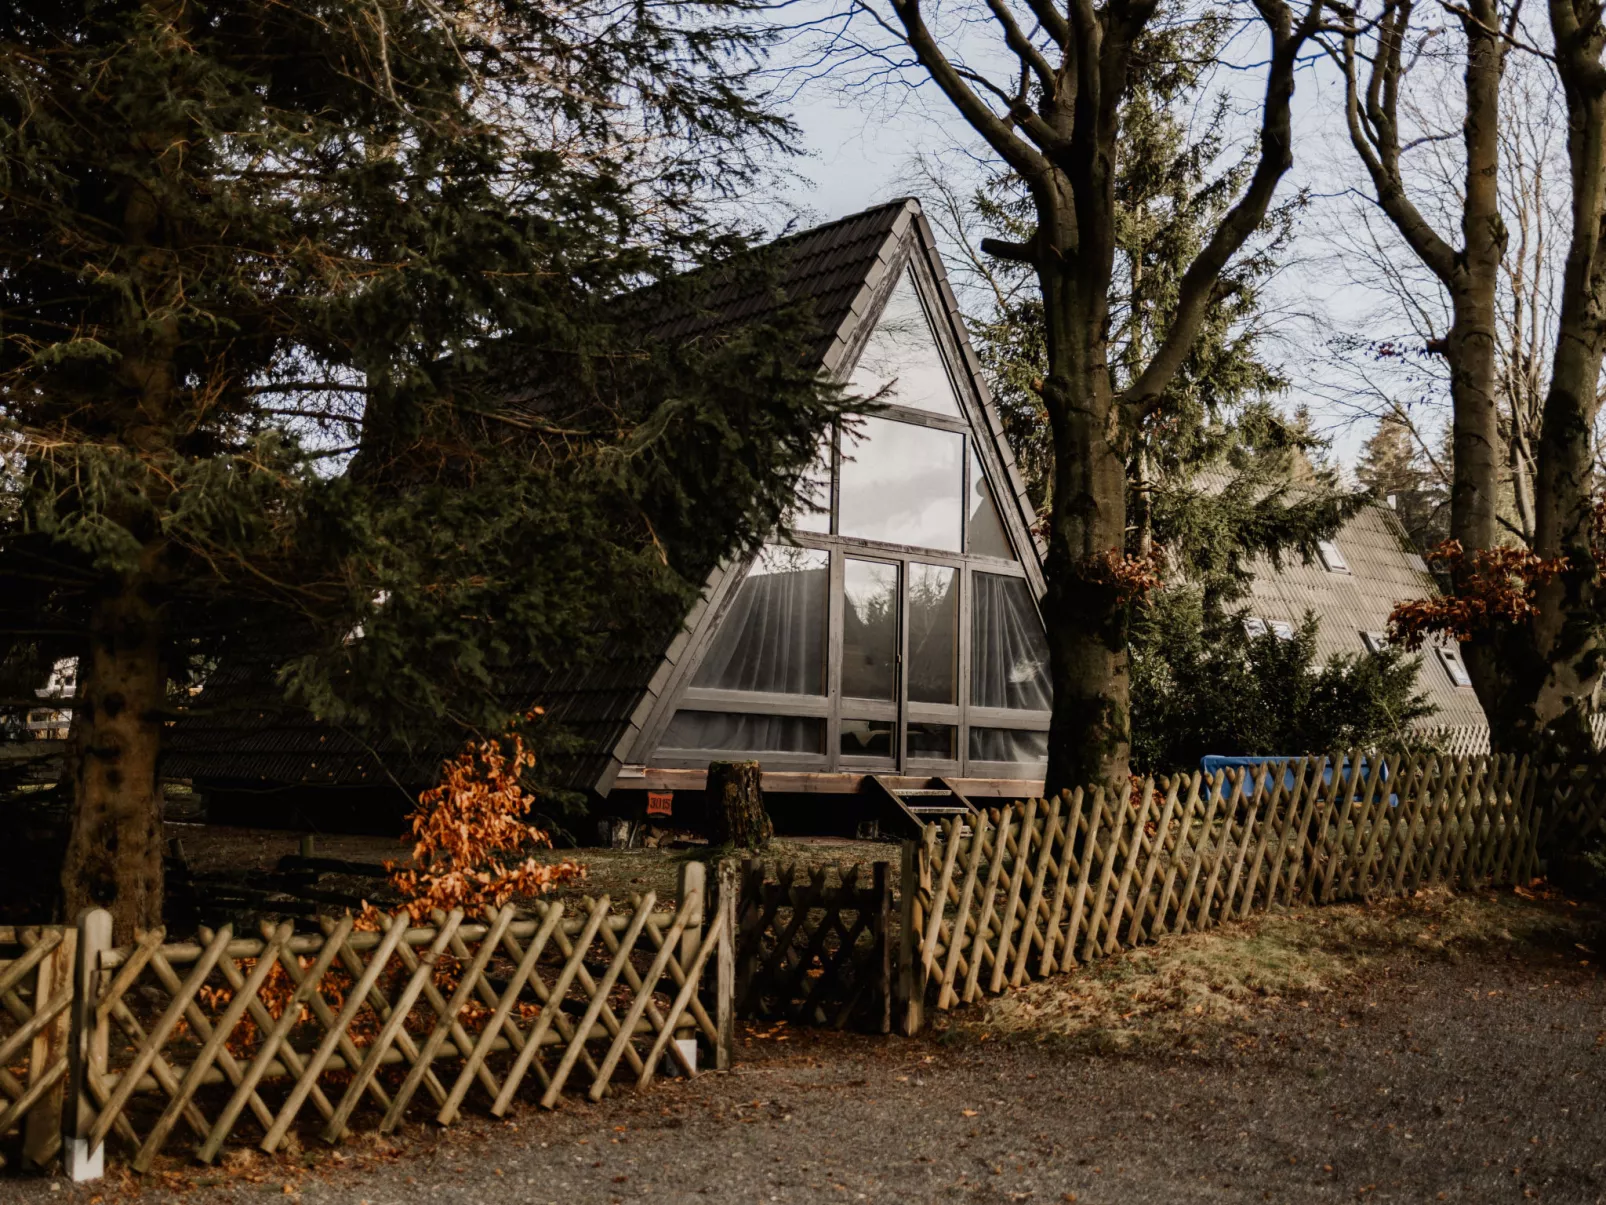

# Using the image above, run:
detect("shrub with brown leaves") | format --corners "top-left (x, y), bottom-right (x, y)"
top-left (363, 711), bottom-right (585, 924)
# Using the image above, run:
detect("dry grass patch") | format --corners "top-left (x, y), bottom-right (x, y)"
top-left (943, 887), bottom-right (1596, 1050)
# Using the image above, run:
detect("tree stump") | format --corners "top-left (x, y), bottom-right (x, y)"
top-left (706, 760), bottom-right (773, 849)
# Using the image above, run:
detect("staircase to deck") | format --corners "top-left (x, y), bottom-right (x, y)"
top-left (869, 775), bottom-right (979, 837)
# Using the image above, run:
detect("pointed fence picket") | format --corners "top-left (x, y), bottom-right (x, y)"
top-left (900, 750), bottom-right (1544, 1029)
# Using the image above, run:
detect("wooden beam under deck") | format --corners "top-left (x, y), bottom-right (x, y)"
top-left (615, 768), bottom-right (1045, 798)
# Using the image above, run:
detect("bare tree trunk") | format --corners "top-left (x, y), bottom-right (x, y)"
top-left (1497, 0), bottom-right (1606, 757)
top-left (1040, 268), bottom-right (1131, 791)
top-left (887, 0), bottom-right (1317, 795)
top-left (1340, 0), bottom-right (1510, 729)
top-left (60, 574), bottom-right (166, 938)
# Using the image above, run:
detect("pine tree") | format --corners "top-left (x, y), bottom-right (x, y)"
top-left (1355, 416), bottom-right (1450, 556)
top-left (0, 0), bottom-right (840, 935)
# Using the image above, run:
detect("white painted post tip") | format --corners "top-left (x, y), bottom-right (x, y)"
top-left (65, 1137), bottom-right (103, 1182)
top-left (664, 1037), bottom-right (698, 1077)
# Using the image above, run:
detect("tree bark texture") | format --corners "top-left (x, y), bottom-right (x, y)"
top-left (706, 760), bottom-right (773, 849)
top-left (1495, 0), bottom-right (1606, 756)
top-left (60, 578), bottom-right (167, 939)
top-left (56, 104), bottom-right (181, 937)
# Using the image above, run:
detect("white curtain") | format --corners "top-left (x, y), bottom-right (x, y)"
top-left (970, 573), bottom-right (1051, 710)
top-left (693, 548), bottom-right (828, 695)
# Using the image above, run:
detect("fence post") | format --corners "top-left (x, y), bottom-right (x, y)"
top-left (872, 861), bottom-right (891, 1035)
top-left (64, 909), bottom-right (110, 1183)
top-left (715, 859), bottom-right (737, 1071)
top-left (22, 924), bottom-right (76, 1170)
top-left (678, 861), bottom-right (705, 970)
top-left (897, 839), bottom-right (924, 1036)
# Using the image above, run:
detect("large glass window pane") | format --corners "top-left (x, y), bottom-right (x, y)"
top-left (842, 559), bottom-right (898, 700)
top-left (908, 563), bottom-right (957, 704)
top-left (968, 446), bottom-right (1015, 560)
top-left (839, 417), bottom-right (963, 552)
top-left (661, 711), bottom-right (823, 754)
top-left (693, 545), bottom-right (828, 695)
top-left (968, 727), bottom-right (1048, 764)
top-left (847, 270), bottom-right (962, 418)
top-left (971, 573), bottom-right (1052, 710)
top-left (909, 723), bottom-right (956, 760)
top-left (841, 719), bottom-right (894, 759)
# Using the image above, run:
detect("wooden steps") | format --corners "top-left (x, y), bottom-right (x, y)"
top-left (869, 776), bottom-right (978, 837)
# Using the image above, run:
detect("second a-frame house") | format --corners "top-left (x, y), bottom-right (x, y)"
top-left (599, 198), bottom-right (1053, 817)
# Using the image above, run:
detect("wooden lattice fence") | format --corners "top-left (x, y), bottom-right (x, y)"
top-left (49, 862), bottom-right (732, 1176)
top-left (730, 859), bottom-right (892, 1033)
top-left (0, 926), bottom-right (75, 1170)
top-left (1534, 762), bottom-right (1606, 853)
top-left (900, 751), bottom-right (1543, 1028)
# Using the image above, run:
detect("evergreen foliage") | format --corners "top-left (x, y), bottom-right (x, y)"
top-left (0, 0), bottom-right (842, 931)
top-left (1356, 416), bottom-right (1451, 557)
top-left (1130, 592), bottom-right (1436, 774)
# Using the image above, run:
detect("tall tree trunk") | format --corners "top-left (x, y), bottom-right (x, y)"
top-left (1481, 0), bottom-right (1606, 758)
top-left (1041, 265), bottom-right (1130, 795)
top-left (1497, 0), bottom-right (1606, 757)
top-left (60, 572), bottom-right (166, 938)
top-left (1449, 2), bottom-right (1513, 732)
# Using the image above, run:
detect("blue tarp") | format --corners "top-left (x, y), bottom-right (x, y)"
top-left (1199, 755), bottom-right (1395, 803)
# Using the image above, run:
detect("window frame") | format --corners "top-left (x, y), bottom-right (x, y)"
top-left (647, 253), bottom-right (1048, 777)
top-left (660, 422), bottom-right (1046, 774)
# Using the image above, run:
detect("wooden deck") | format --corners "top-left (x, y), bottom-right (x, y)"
top-left (617, 768), bottom-right (1045, 798)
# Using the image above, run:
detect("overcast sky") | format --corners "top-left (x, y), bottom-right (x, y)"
top-left (762, 32), bottom-right (1407, 473)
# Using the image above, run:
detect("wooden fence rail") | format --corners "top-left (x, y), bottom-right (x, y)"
top-left (0, 926), bottom-right (76, 1170)
top-left (901, 750), bottom-right (1542, 1028)
top-left (0, 748), bottom-right (1595, 1176)
top-left (0, 861), bottom-right (735, 1179)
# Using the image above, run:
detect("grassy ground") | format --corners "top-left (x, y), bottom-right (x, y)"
top-left (939, 883), bottom-right (1601, 1052)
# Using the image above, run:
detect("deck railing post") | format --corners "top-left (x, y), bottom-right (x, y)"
top-left (64, 908), bottom-right (110, 1182)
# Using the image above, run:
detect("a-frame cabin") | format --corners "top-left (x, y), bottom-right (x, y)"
top-left (599, 198), bottom-right (1053, 825)
top-left (163, 199), bottom-right (1054, 833)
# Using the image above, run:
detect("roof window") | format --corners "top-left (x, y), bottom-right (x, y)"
top-left (1317, 539), bottom-right (1350, 574)
top-left (1360, 631), bottom-right (1387, 655)
top-left (1437, 646), bottom-right (1473, 688)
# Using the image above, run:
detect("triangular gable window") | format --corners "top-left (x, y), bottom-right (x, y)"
top-left (654, 254), bottom-right (1047, 776)
top-left (848, 270), bottom-right (962, 418)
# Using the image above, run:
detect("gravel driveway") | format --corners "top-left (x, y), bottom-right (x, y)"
top-left (7, 901), bottom-right (1603, 1205)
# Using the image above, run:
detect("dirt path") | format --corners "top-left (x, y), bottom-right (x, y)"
top-left (9, 896), bottom-right (1603, 1204)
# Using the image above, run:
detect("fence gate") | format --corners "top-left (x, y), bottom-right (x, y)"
top-left (730, 858), bottom-right (893, 1033)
